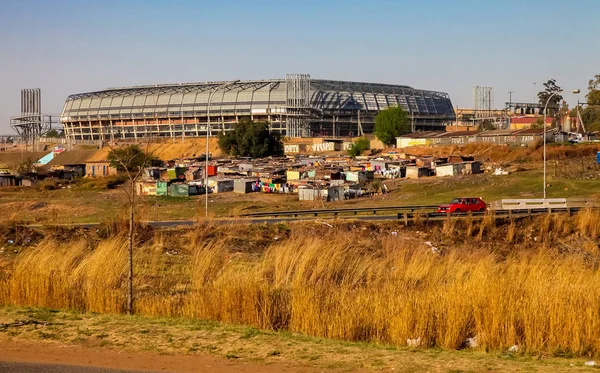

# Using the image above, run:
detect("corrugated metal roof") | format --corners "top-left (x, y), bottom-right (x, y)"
top-left (0, 152), bottom-right (46, 168)
top-left (45, 150), bottom-right (99, 167)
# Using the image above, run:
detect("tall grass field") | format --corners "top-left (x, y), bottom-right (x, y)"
top-left (2, 212), bottom-right (600, 356)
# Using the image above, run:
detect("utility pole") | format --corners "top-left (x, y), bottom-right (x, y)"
top-left (332, 116), bottom-right (336, 138)
top-left (357, 111), bottom-right (363, 136)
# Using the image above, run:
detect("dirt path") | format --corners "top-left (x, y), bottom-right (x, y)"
top-left (0, 339), bottom-right (317, 373)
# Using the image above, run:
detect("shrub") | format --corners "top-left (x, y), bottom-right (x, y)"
top-left (374, 106), bottom-right (410, 146)
top-left (218, 120), bottom-right (283, 158)
top-left (347, 137), bottom-right (370, 158)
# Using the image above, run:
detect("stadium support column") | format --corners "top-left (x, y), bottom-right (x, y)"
top-left (332, 116), bottom-right (336, 138)
top-left (285, 74), bottom-right (311, 137)
top-left (357, 110), bottom-right (364, 136)
top-left (109, 119), bottom-right (115, 144)
top-left (99, 121), bottom-right (104, 141)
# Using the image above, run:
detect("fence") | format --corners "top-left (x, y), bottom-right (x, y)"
top-left (490, 198), bottom-right (600, 211)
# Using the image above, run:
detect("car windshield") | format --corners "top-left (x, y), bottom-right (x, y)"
top-left (450, 198), bottom-right (461, 204)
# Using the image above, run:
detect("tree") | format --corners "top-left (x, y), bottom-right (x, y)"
top-left (588, 74), bottom-right (600, 94)
top-left (44, 129), bottom-right (63, 138)
top-left (107, 144), bottom-right (159, 315)
top-left (16, 158), bottom-right (39, 176)
top-left (347, 137), bottom-right (370, 158)
top-left (531, 118), bottom-right (544, 129)
top-left (478, 119), bottom-right (494, 131)
top-left (374, 106), bottom-right (410, 146)
top-left (559, 100), bottom-right (570, 116)
top-left (588, 122), bottom-right (600, 132)
top-left (537, 79), bottom-right (563, 115)
top-left (577, 73), bottom-right (600, 132)
top-left (587, 90), bottom-right (600, 107)
top-left (218, 120), bottom-right (283, 158)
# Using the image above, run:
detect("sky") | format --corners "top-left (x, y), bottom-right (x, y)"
top-left (1, 0), bottom-right (599, 133)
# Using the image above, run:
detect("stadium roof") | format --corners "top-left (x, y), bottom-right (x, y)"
top-left (65, 79), bottom-right (447, 101)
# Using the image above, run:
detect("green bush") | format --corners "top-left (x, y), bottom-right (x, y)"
top-left (374, 106), bottom-right (410, 146)
top-left (74, 175), bottom-right (127, 191)
top-left (347, 137), bottom-right (370, 158)
top-left (36, 179), bottom-right (62, 191)
top-left (218, 120), bottom-right (283, 158)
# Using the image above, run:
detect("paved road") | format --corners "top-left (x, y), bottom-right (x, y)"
top-left (25, 208), bottom-right (567, 230)
top-left (0, 361), bottom-right (157, 373)
top-left (25, 214), bottom-right (404, 230)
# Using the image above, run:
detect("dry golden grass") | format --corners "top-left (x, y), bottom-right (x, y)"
top-left (88, 137), bottom-right (222, 162)
top-left (402, 142), bottom-right (600, 164)
top-left (2, 213), bottom-right (600, 357)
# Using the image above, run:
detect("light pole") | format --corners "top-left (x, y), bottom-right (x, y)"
top-left (205, 87), bottom-right (218, 218)
top-left (542, 89), bottom-right (580, 199)
top-left (204, 81), bottom-right (238, 218)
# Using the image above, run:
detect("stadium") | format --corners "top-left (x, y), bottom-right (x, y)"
top-left (60, 74), bottom-right (455, 140)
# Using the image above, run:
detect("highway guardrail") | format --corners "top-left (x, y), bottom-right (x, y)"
top-left (239, 205), bottom-right (439, 217)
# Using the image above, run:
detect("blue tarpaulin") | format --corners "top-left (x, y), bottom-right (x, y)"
top-left (37, 152), bottom-right (55, 165)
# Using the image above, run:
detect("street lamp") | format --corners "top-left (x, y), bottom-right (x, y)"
top-left (542, 88), bottom-right (580, 199)
top-left (205, 86), bottom-right (219, 218)
top-left (204, 80), bottom-right (239, 218)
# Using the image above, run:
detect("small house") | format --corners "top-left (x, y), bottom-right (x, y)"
top-left (345, 170), bottom-right (371, 184)
top-left (156, 181), bottom-right (169, 196)
top-left (326, 186), bottom-right (345, 201)
top-left (298, 187), bottom-right (324, 201)
top-left (145, 168), bottom-right (161, 180)
top-left (416, 157), bottom-right (434, 168)
top-left (463, 161), bottom-right (482, 175)
top-left (85, 161), bottom-right (118, 178)
top-left (370, 159), bottom-right (389, 171)
top-left (286, 170), bottom-right (301, 181)
top-left (136, 181), bottom-right (158, 196)
top-left (234, 179), bottom-right (256, 194)
top-left (184, 166), bottom-right (203, 181)
top-left (435, 163), bottom-right (463, 177)
top-left (0, 174), bottom-right (18, 187)
top-left (167, 167), bottom-right (186, 181)
top-left (207, 178), bottom-right (234, 193)
top-left (21, 179), bottom-right (36, 187)
top-left (299, 186), bottom-right (345, 202)
top-left (207, 165), bottom-right (218, 177)
top-left (405, 166), bottom-right (430, 179)
top-left (169, 183), bottom-right (200, 197)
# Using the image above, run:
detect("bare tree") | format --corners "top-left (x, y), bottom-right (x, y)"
top-left (107, 143), bottom-right (158, 314)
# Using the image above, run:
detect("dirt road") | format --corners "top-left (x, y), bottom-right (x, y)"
top-left (0, 361), bottom-right (151, 373)
top-left (0, 339), bottom-right (317, 373)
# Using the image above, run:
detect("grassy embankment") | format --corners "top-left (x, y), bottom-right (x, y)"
top-left (2, 212), bottom-right (600, 363)
top-left (0, 306), bottom-right (595, 372)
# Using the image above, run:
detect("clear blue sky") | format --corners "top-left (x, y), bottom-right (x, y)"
top-left (1, 0), bottom-right (598, 132)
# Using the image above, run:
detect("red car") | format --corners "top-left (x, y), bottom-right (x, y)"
top-left (437, 197), bottom-right (487, 213)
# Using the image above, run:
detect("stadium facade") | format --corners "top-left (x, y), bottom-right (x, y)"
top-left (60, 74), bottom-right (455, 140)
